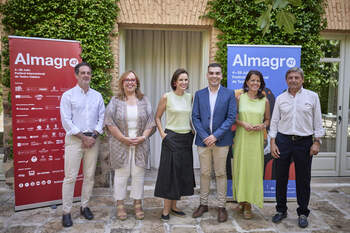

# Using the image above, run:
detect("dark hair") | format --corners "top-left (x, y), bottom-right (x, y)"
top-left (285, 67), bottom-right (304, 79)
top-left (74, 62), bottom-right (92, 75)
top-left (243, 70), bottom-right (266, 99)
top-left (116, 71), bottom-right (144, 100)
top-left (170, 68), bottom-right (189, 91)
top-left (208, 63), bottom-right (222, 71)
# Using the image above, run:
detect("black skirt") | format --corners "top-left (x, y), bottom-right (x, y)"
top-left (154, 129), bottom-right (196, 200)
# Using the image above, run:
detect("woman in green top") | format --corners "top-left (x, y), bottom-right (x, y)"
top-left (232, 70), bottom-right (270, 219)
top-left (154, 68), bottom-right (195, 221)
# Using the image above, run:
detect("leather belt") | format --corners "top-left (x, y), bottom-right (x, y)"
top-left (284, 134), bottom-right (312, 141)
top-left (83, 132), bottom-right (94, 137)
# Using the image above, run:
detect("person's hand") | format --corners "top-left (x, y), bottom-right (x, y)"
top-left (130, 136), bottom-right (146, 145)
top-left (310, 141), bottom-right (320, 156)
top-left (161, 133), bottom-right (167, 140)
top-left (121, 137), bottom-right (135, 146)
top-left (82, 136), bottom-right (96, 149)
top-left (252, 124), bottom-right (265, 131)
top-left (242, 122), bottom-right (254, 131)
top-left (203, 135), bottom-right (217, 147)
top-left (270, 140), bottom-right (280, 159)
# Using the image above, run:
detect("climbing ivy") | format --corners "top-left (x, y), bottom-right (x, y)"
top-left (0, 0), bottom-right (119, 103)
top-left (205, 0), bottom-right (327, 93)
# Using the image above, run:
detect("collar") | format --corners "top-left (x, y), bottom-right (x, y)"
top-left (76, 84), bottom-right (90, 94)
top-left (208, 85), bottom-right (221, 94)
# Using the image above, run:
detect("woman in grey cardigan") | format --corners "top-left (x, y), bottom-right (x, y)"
top-left (104, 71), bottom-right (155, 220)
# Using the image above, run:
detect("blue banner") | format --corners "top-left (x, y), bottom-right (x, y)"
top-left (227, 44), bottom-right (301, 200)
top-left (227, 45), bottom-right (301, 97)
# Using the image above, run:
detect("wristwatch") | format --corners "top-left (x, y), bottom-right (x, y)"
top-left (92, 133), bottom-right (99, 139)
top-left (314, 138), bottom-right (322, 144)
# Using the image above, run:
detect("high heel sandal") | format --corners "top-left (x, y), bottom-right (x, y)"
top-left (116, 203), bottom-right (127, 221)
top-left (236, 202), bottom-right (245, 214)
top-left (243, 202), bottom-right (252, 219)
top-left (134, 201), bottom-right (144, 220)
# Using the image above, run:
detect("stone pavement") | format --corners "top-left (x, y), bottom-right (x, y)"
top-left (0, 169), bottom-right (350, 233)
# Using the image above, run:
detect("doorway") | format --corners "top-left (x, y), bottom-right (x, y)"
top-left (313, 35), bottom-right (350, 176)
top-left (119, 29), bottom-right (209, 168)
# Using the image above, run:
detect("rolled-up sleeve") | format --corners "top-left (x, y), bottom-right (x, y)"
top-left (60, 92), bottom-right (80, 135)
top-left (269, 96), bottom-right (280, 139)
top-left (313, 93), bottom-right (325, 138)
top-left (95, 94), bottom-right (105, 134)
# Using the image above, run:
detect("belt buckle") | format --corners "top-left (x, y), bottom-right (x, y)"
top-left (291, 135), bottom-right (297, 141)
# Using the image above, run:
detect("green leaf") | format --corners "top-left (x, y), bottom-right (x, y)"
top-left (255, 0), bottom-right (267, 3)
top-left (276, 10), bottom-right (296, 33)
top-left (288, 0), bottom-right (302, 6)
top-left (272, 0), bottom-right (289, 9)
top-left (258, 6), bottom-right (272, 29)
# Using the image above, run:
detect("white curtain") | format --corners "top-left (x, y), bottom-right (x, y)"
top-left (125, 29), bottom-right (203, 168)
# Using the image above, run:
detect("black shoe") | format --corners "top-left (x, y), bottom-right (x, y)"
top-left (80, 207), bottom-right (94, 220)
top-left (160, 213), bottom-right (170, 221)
top-left (62, 213), bottom-right (73, 227)
top-left (272, 212), bottom-right (287, 223)
top-left (170, 209), bottom-right (186, 217)
top-left (298, 215), bottom-right (308, 228)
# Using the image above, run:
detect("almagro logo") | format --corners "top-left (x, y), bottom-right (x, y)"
top-left (14, 53), bottom-right (79, 69)
top-left (232, 54), bottom-right (296, 70)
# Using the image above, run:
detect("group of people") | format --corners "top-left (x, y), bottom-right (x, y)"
top-left (60, 62), bottom-right (324, 229)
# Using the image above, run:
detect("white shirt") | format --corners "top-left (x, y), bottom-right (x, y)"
top-left (209, 85), bottom-right (220, 133)
top-left (269, 87), bottom-right (325, 138)
top-left (60, 85), bottom-right (105, 135)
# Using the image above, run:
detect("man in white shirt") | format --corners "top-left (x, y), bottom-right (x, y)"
top-left (269, 67), bottom-right (324, 228)
top-left (60, 62), bottom-right (105, 227)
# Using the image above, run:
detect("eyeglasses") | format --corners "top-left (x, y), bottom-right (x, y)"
top-left (123, 78), bottom-right (137, 83)
top-left (79, 71), bottom-right (91, 75)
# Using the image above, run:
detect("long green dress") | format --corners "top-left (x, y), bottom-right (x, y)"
top-left (232, 93), bottom-right (266, 208)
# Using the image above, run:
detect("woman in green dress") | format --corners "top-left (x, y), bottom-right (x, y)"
top-left (232, 70), bottom-right (270, 219)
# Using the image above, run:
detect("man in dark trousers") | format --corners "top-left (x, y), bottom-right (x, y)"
top-left (270, 67), bottom-right (324, 228)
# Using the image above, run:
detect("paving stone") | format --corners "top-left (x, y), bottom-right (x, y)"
top-left (200, 218), bottom-right (238, 233)
top-left (138, 208), bottom-right (165, 233)
top-left (171, 226), bottom-right (197, 233)
top-left (89, 195), bottom-right (115, 207)
top-left (310, 200), bottom-right (350, 232)
top-left (7, 207), bottom-right (52, 227)
top-left (339, 186), bottom-right (350, 195)
top-left (4, 225), bottom-right (38, 233)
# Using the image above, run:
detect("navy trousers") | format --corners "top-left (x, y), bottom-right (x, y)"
top-left (275, 132), bottom-right (313, 217)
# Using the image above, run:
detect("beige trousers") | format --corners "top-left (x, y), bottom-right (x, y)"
top-left (197, 145), bottom-right (229, 208)
top-left (62, 135), bottom-right (99, 214)
top-left (113, 146), bottom-right (145, 200)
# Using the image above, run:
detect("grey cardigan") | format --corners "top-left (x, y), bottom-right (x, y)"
top-left (104, 96), bottom-right (156, 169)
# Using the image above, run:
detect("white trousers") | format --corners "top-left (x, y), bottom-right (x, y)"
top-left (62, 135), bottom-right (99, 214)
top-left (113, 146), bottom-right (145, 200)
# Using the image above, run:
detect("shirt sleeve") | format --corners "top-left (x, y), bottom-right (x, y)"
top-left (269, 96), bottom-right (280, 138)
top-left (94, 93), bottom-right (105, 134)
top-left (313, 93), bottom-right (325, 138)
top-left (60, 92), bottom-right (80, 135)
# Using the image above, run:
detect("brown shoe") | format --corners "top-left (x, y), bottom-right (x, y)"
top-left (243, 203), bottom-right (252, 219)
top-left (218, 207), bottom-right (228, 222)
top-left (192, 205), bottom-right (208, 218)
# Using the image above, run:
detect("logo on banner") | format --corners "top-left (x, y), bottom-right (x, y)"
top-left (232, 54), bottom-right (296, 70)
top-left (14, 53), bottom-right (79, 69)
